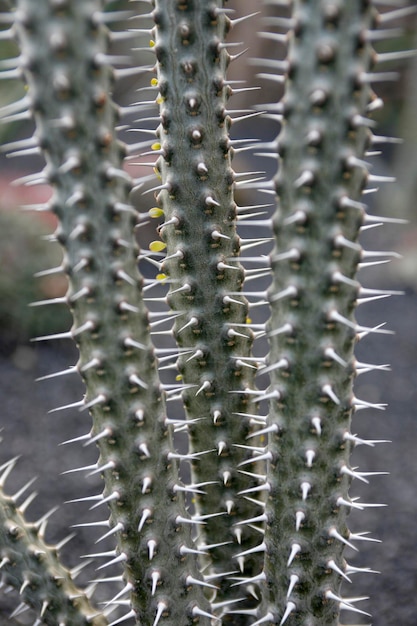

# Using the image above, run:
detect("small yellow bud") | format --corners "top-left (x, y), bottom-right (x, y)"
top-left (149, 241), bottom-right (167, 252)
top-left (149, 207), bottom-right (164, 218)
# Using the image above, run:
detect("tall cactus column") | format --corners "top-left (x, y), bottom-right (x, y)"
top-left (261, 2), bottom-right (380, 625)
top-left (14, 1), bottom-right (212, 625)
top-left (151, 0), bottom-right (264, 614)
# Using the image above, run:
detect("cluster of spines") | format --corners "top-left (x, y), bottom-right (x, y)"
top-left (251, 2), bottom-right (397, 625)
top-left (7, 1), bottom-right (215, 625)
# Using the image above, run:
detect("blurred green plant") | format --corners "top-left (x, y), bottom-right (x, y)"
top-left (0, 209), bottom-right (70, 350)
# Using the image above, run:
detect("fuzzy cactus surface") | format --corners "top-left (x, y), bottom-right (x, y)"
top-left (0, 0), bottom-right (411, 625)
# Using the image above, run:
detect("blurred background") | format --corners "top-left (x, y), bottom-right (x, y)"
top-left (0, 1), bottom-right (416, 624)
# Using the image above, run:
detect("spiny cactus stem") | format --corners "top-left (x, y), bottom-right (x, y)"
top-left (14, 1), bottom-right (212, 624)
top-left (260, 2), bottom-right (380, 625)
top-left (151, 0), bottom-right (267, 614)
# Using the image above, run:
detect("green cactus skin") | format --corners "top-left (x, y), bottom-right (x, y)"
top-left (257, 2), bottom-right (386, 625)
top-left (0, 459), bottom-right (107, 626)
top-left (12, 1), bottom-right (213, 625)
top-left (150, 0), bottom-right (266, 615)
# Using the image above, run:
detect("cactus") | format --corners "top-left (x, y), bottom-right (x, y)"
top-left (0, 1), bottom-right (411, 625)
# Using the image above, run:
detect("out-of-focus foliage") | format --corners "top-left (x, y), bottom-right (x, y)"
top-left (0, 209), bottom-right (70, 351)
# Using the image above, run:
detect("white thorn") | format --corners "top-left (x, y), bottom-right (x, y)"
top-left (327, 559), bottom-right (352, 583)
top-left (90, 491), bottom-right (120, 510)
top-left (147, 539), bottom-right (157, 560)
top-left (153, 602), bottom-right (167, 626)
top-left (138, 508), bottom-right (152, 531)
top-left (324, 347), bottom-right (348, 368)
top-left (142, 476), bottom-right (152, 494)
top-left (328, 527), bottom-right (358, 551)
top-left (349, 531), bottom-right (381, 544)
top-left (301, 482), bottom-right (311, 501)
top-left (151, 570), bottom-right (160, 596)
top-left (280, 601), bottom-right (296, 625)
top-left (305, 449), bottom-right (315, 467)
top-left (108, 610), bottom-right (136, 626)
top-left (179, 545), bottom-right (208, 556)
top-left (251, 612), bottom-right (274, 626)
top-left (325, 591), bottom-right (371, 616)
top-left (311, 416), bottom-right (322, 435)
top-left (196, 380), bottom-right (211, 396)
top-left (287, 574), bottom-right (299, 598)
top-left (48, 400), bottom-right (84, 413)
top-left (345, 562), bottom-right (380, 576)
top-left (234, 527), bottom-right (242, 545)
top-left (185, 575), bottom-right (218, 590)
top-left (230, 571), bottom-right (266, 587)
top-left (295, 511), bottom-right (305, 531)
top-left (234, 513), bottom-right (268, 526)
top-left (104, 583), bottom-right (133, 607)
top-left (287, 543), bottom-right (301, 566)
top-left (139, 442), bottom-right (151, 458)
top-left (192, 606), bottom-right (220, 621)
top-left (96, 552), bottom-right (127, 571)
top-left (235, 542), bottom-right (266, 560)
top-left (322, 384), bottom-right (340, 405)
top-left (96, 522), bottom-right (124, 544)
